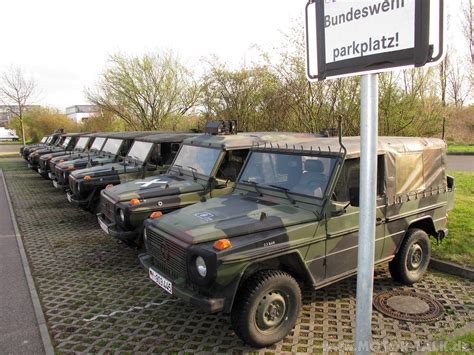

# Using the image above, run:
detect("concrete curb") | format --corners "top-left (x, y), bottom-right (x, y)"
top-left (447, 152), bottom-right (474, 156)
top-left (429, 258), bottom-right (474, 280)
top-left (0, 169), bottom-right (55, 355)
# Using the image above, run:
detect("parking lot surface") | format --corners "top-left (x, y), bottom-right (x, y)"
top-left (1, 157), bottom-right (473, 353)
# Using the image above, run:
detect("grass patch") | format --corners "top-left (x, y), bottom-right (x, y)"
top-left (431, 331), bottom-right (474, 353)
top-left (448, 144), bottom-right (474, 153)
top-left (0, 141), bottom-right (24, 145)
top-left (432, 171), bottom-right (474, 267)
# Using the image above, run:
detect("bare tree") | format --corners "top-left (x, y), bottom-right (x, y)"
top-left (86, 51), bottom-right (201, 130)
top-left (0, 67), bottom-right (37, 145)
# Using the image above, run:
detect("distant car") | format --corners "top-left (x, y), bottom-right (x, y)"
top-left (0, 127), bottom-right (19, 141)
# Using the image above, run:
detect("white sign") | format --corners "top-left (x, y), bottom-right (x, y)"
top-left (325, 0), bottom-right (415, 63)
top-left (305, 0), bottom-right (445, 80)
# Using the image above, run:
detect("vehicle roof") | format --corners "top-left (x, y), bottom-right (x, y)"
top-left (252, 136), bottom-right (446, 158)
top-left (136, 132), bottom-right (201, 143)
top-left (183, 132), bottom-right (318, 149)
top-left (94, 131), bottom-right (156, 139)
top-left (61, 132), bottom-right (90, 137)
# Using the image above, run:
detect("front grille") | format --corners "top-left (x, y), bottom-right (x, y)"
top-left (147, 229), bottom-right (187, 280)
top-left (102, 193), bottom-right (116, 223)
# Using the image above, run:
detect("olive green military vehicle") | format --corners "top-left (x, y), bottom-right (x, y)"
top-left (28, 134), bottom-right (71, 170)
top-left (20, 135), bottom-right (49, 158)
top-left (139, 136), bottom-right (454, 347)
top-left (38, 133), bottom-right (87, 177)
top-left (97, 121), bottom-right (316, 247)
top-left (51, 132), bottom-right (128, 189)
top-left (46, 133), bottom-right (99, 181)
top-left (67, 132), bottom-right (196, 212)
top-left (23, 132), bottom-right (62, 161)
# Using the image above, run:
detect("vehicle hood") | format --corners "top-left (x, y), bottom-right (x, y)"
top-left (104, 174), bottom-right (205, 202)
top-left (151, 193), bottom-right (319, 244)
top-left (70, 162), bottom-right (140, 180)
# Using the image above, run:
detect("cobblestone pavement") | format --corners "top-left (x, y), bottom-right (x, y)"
top-left (1, 158), bottom-right (473, 353)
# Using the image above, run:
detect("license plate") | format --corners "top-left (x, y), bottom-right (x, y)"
top-left (48, 172), bottom-right (53, 179)
top-left (53, 180), bottom-right (58, 189)
top-left (149, 269), bottom-right (173, 294)
top-left (98, 218), bottom-right (109, 235)
top-left (66, 193), bottom-right (72, 203)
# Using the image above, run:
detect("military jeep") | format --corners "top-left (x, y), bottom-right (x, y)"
top-left (46, 133), bottom-right (98, 181)
top-left (38, 133), bottom-right (87, 177)
top-left (51, 132), bottom-right (126, 189)
top-left (139, 136), bottom-right (454, 347)
top-left (20, 135), bottom-right (49, 158)
top-left (97, 121), bottom-right (316, 247)
top-left (66, 132), bottom-right (194, 212)
top-left (27, 134), bottom-right (72, 171)
top-left (25, 133), bottom-right (64, 164)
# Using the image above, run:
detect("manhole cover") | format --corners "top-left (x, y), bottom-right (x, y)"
top-left (373, 290), bottom-right (444, 322)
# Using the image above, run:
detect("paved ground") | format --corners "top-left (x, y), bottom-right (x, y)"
top-left (447, 155), bottom-right (474, 172)
top-left (0, 144), bottom-right (22, 155)
top-left (0, 157), bottom-right (473, 353)
top-left (0, 169), bottom-right (45, 354)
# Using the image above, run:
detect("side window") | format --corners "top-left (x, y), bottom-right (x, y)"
top-left (216, 149), bottom-right (249, 181)
top-left (333, 156), bottom-right (384, 206)
top-left (396, 153), bottom-right (424, 193)
top-left (148, 144), bottom-right (162, 166)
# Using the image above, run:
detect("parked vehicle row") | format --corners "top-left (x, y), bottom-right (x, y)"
top-left (20, 121), bottom-right (454, 347)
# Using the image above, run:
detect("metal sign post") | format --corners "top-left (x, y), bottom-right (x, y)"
top-left (304, 1), bottom-right (445, 352)
top-left (354, 73), bottom-right (378, 354)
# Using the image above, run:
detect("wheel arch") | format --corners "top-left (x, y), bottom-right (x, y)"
top-left (407, 217), bottom-right (437, 238)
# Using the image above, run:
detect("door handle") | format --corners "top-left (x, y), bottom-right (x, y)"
top-left (376, 218), bottom-right (386, 225)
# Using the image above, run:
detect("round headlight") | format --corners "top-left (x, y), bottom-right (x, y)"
top-left (195, 256), bottom-right (207, 278)
top-left (119, 209), bottom-right (125, 223)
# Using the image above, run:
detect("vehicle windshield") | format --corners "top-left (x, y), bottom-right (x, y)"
top-left (61, 137), bottom-right (71, 148)
top-left (126, 141), bottom-right (153, 162)
top-left (40, 137), bottom-right (47, 143)
top-left (101, 138), bottom-right (122, 155)
top-left (45, 136), bottom-right (52, 144)
top-left (74, 137), bottom-right (89, 150)
top-left (90, 137), bottom-right (105, 151)
top-left (239, 152), bottom-right (337, 199)
top-left (172, 145), bottom-right (221, 176)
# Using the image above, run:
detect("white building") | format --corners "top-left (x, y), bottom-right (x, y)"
top-left (66, 105), bottom-right (100, 123)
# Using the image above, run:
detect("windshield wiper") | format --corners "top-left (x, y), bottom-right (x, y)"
top-left (188, 166), bottom-right (198, 181)
top-left (173, 164), bottom-right (183, 176)
top-left (265, 184), bottom-right (296, 205)
top-left (241, 179), bottom-right (264, 197)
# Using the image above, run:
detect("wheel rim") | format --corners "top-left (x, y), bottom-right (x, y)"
top-left (255, 291), bottom-right (288, 333)
top-left (407, 243), bottom-right (423, 271)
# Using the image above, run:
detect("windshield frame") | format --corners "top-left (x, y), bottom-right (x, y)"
top-left (89, 137), bottom-right (106, 152)
top-left (237, 150), bottom-right (340, 202)
top-left (169, 144), bottom-right (223, 179)
top-left (125, 141), bottom-right (154, 164)
top-left (74, 137), bottom-right (90, 151)
top-left (101, 138), bottom-right (123, 156)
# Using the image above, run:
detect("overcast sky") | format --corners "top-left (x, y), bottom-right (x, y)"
top-left (0, 0), bottom-right (467, 110)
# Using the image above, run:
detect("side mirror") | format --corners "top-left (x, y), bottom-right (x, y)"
top-left (331, 202), bottom-right (349, 217)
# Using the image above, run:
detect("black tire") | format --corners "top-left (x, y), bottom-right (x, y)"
top-left (389, 228), bottom-right (431, 285)
top-left (231, 270), bottom-right (301, 348)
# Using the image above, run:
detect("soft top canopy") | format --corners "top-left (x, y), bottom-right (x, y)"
top-left (253, 136), bottom-right (446, 158)
top-left (136, 132), bottom-right (201, 143)
top-left (183, 132), bottom-right (318, 150)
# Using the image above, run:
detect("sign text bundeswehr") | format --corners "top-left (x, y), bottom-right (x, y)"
top-left (305, 0), bottom-right (445, 81)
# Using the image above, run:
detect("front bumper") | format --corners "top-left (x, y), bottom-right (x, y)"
top-left (66, 191), bottom-right (88, 207)
top-left (97, 213), bottom-right (139, 242)
top-left (139, 253), bottom-right (225, 314)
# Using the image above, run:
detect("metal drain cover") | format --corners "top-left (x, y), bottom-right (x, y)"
top-left (373, 290), bottom-right (444, 322)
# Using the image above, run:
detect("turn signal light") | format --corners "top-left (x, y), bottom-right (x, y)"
top-left (67, 166), bottom-right (75, 171)
top-left (106, 184), bottom-right (114, 189)
top-left (213, 239), bottom-right (232, 251)
top-left (150, 211), bottom-right (162, 219)
top-left (84, 175), bottom-right (92, 181)
top-left (129, 198), bottom-right (140, 206)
